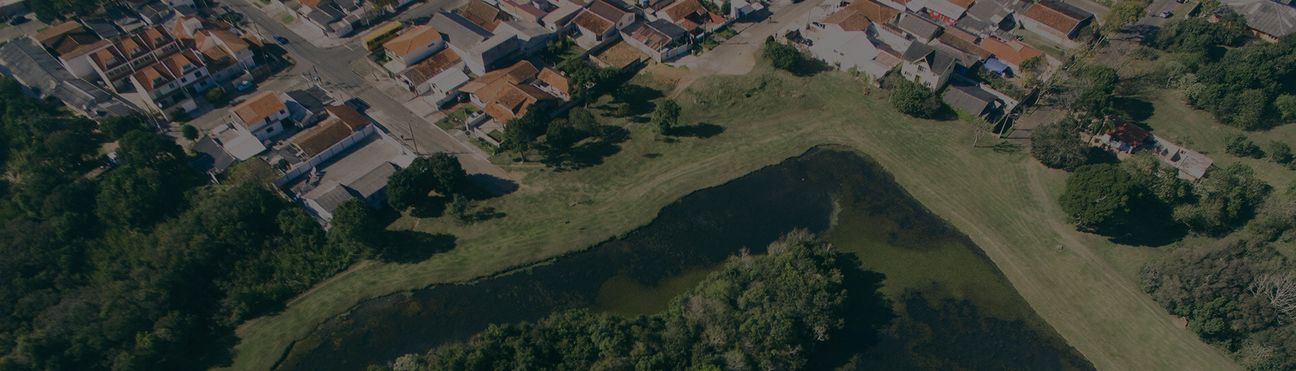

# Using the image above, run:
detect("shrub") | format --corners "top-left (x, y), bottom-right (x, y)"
top-left (888, 79), bottom-right (942, 119)
top-left (1269, 141), bottom-right (1293, 164)
top-left (181, 124), bottom-right (199, 140)
top-left (1031, 119), bottom-right (1090, 171)
top-left (1225, 135), bottom-right (1264, 159)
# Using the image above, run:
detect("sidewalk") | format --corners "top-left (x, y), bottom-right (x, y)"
top-left (243, 0), bottom-right (352, 49)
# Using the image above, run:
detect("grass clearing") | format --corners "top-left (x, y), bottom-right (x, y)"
top-left (226, 65), bottom-right (1239, 370)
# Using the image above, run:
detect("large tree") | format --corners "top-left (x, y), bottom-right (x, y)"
top-left (1059, 163), bottom-right (1143, 233)
top-left (1173, 163), bottom-right (1270, 235)
top-left (889, 79), bottom-right (942, 119)
top-left (652, 99), bottom-right (681, 134)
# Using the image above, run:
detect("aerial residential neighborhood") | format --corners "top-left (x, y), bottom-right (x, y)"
top-left (0, 0), bottom-right (1295, 369)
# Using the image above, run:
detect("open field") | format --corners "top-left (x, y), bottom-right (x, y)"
top-left (225, 64), bottom-right (1238, 370)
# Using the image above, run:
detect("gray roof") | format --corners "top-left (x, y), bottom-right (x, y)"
top-left (431, 11), bottom-right (493, 50)
top-left (942, 84), bottom-right (998, 116)
top-left (901, 42), bottom-right (957, 72)
top-left (647, 19), bottom-right (689, 40)
top-left (898, 13), bottom-right (943, 40)
top-left (311, 182), bottom-right (358, 217)
top-left (345, 162), bottom-right (399, 198)
top-left (287, 87), bottom-right (332, 116)
top-left (192, 137), bottom-right (237, 173)
top-left (1219, 0), bottom-right (1296, 38)
top-left (965, 0), bottom-right (1017, 24)
top-left (0, 39), bottom-right (136, 118)
top-left (83, 19), bottom-right (125, 39)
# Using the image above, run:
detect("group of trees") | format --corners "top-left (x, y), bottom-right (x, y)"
top-left (889, 79), bottom-right (944, 119)
top-left (0, 78), bottom-right (369, 369)
top-left (1059, 160), bottom-right (1269, 238)
top-left (762, 36), bottom-right (815, 75)
top-left (1142, 236), bottom-right (1296, 370)
top-left (1153, 17), bottom-right (1296, 129)
top-left (386, 153), bottom-right (469, 214)
top-left (1225, 135), bottom-right (1296, 169)
top-left (380, 231), bottom-right (891, 370)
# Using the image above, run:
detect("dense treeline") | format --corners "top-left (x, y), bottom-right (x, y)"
top-left (382, 231), bottom-right (893, 370)
top-left (1153, 17), bottom-right (1296, 129)
top-left (0, 79), bottom-right (368, 369)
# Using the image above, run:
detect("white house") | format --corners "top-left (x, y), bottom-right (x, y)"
top-left (382, 25), bottom-right (447, 73)
top-left (230, 91), bottom-right (291, 141)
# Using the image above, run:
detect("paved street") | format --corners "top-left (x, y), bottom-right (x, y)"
top-left (225, 0), bottom-right (510, 181)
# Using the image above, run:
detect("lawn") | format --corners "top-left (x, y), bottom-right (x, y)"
top-left (225, 65), bottom-right (1239, 370)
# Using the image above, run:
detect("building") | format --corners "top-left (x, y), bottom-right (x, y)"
top-left (461, 60), bottom-right (554, 122)
top-left (129, 50), bottom-right (213, 115)
top-left (297, 0), bottom-right (378, 36)
top-left (897, 12), bottom-right (944, 43)
top-left (571, 0), bottom-right (637, 49)
top-left (653, 0), bottom-right (720, 34)
top-left (977, 35), bottom-right (1042, 74)
top-left (922, 0), bottom-right (975, 24)
top-left (1018, 0), bottom-right (1093, 47)
top-left (459, 0), bottom-right (507, 31)
top-left (941, 82), bottom-right (1001, 118)
top-left (398, 48), bottom-right (471, 106)
top-left (194, 29), bottom-right (256, 81)
top-left (620, 19), bottom-right (692, 62)
top-left (290, 105), bottom-right (371, 157)
top-left (961, 0), bottom-right (1020, 32)
top-left (500, 0), bottom-right (560, 24)
top-left (383, 25), bottom-right (447, 73)
top-left (430, 11), bottom-right (522, 75)
top-left (0, 38), bottom-right (137, 119)
top-left (899, 42), bottom-right (956, 88)
top-left (1217, 0), bottom-right (1296, 42)
top-left (230, 91), bottom-right (290, 141)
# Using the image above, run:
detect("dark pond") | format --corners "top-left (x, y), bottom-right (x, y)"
top-left (275, 147), bottom-right (1093, 371)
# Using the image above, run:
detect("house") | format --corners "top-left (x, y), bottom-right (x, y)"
top-left (961, 0), bottom-right (1019, 32)
top-left (542, 1), bottom-right (586, 32)
top-left (459, 0), bottom-right (507, 31)
top-left (129, 50), bottom-right (212, 115)
top-left (0, 38), bottom-right (137, 119)
top-left (571, 0), bottom-right (637, 49)
top-left (941, 82), bottom-right (1000, 118)
top-left (922, 0), bottom-right (975, 24)
top-left (805, 26), bottom-right (902, 80)
top-left (837, 0), bottom-right (902, 24)
top-left (933, 26), bottom-right (990, 68)
top-left (897, 12), bottom-right (944, 42)
top-left (1092, 121), bottom-right (1150, 153)
top-left (535, 67), bottom-right (572, 100)
top-left (822, 6), bottom-right (877, 33)
top-left (496, 20), bottom-right (557, 55)
top-left (1018, 0), bottom-right (1093, 47)
top-left (194, 29), bottom-right (255, 81)
top-left (230, 91), bottom-right (290, 141)
top-left (461, 60), bottom-right (554, 122)
top-left (500, 0), bottom-right (559, 24)
top-left (654, 0), bottom-right (717, 34)
top-left (297, 0), bottom-right (377, 36)
top-left (1217, 0), bottom-right (1296, 42)
top-left (86, 26), bottom-right (184, 93)
top-left (430, 11), bottom-right (522, 75)
top-left (899, 42), bottom-right (956, 88)
top-left (620, 19), bottom-right (692, 62)
top-left (977, 35), bottom-right (1042, 74)
top-left (730, 0), bottom-right (766, 19)
top-left (347, 162), bottom-right (400, 206)
top-left (383, 25), bottom-right (447, 73)
top-left (399, 48), bottom-right (471, 106)
top-left (290, 106), bottom-right (370, 157)
top-left (304, 182), bottom-right (356, 222)
top-left (210, 122), bottom-right (267, 160)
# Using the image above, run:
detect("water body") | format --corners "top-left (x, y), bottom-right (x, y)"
top-left (276, 147), bottom-right (1092, 370)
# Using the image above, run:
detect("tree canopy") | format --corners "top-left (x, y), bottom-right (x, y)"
top-left (889, 79), bottom-right (943, 119)
top-left (1059, 163), bottom-right (1143, 233)
top-left (1031, 119), bottom-right (1091, 171)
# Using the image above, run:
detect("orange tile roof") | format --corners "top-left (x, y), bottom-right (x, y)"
top-left (845, 0), bottom-right (900, 23)
top-left (937, 27), bottom-right (990, 58)
top-left (572, 9), bottom-right (615, 35)
top-left (402, 48), bottom-right (462, 84)
top-left (140, 26), bottom-right (172, 50)
top-left (383, 25), bottom-right (442, 59)
top-left (160, 51), bottom-right (203, 77)
top-left (324, 105), bottom-right (370, 129)
top-left (232, 91), bottom-right (287, 125)
top-left (117, 37), bottom-right (147, 57)
top-left (461, 60), bottom-right (539, 93)
top-left (661, 0), bottom-right (706, 22)
top-left (209, 30), bottom-right (250, 53)
top-left (459, 0), bottom-right (503, 30)
top-left (978, 36), bottom-right (1042, 66)
top-left (35, 21), bottom-right (84, 47)
top-left (132, 64), bottom-right (173, 92)
top-left (537, 68), bottom-right (570, 96)
top-left (823, 8), bottom-right (873, 32)
top-left (91, 47), bottom-right (125, 71)
top-left (1022, 2), bottom-right (1085, 35)
top-left (292, 117), bottom-right (356, 157)
top-left (54, 35), bottom-right (109, 59)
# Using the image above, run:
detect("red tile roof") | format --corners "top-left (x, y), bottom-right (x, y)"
top-left (232, 91), bottom-right (286, 125)
top-left (978, 36), bottom-right (1042, 66)
top-left (1022, 1), bottom-right (1087, 35)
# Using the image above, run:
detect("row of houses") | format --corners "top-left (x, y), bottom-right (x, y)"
top-left (793, 0), bottom-right (1092, 120)
top-left (29, 7), bottom-right (263, 119)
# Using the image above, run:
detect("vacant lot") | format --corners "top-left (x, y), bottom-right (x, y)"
top-left (226, 66), bottom-right (1238, 370)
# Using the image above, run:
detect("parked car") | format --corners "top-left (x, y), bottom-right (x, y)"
top-left (274, 35), bottom-right (290, 45)
top-left (1158, 11), bottom-right (1173, 18)
top-left (236, 80), bottom-right (255, 92)
top-left (7, 15), bottom-right (27, 25)
top-left (345, 98), bottom-right (369, 112)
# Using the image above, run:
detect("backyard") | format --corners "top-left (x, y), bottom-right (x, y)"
top-left (225, 63), bottom-right (1239, 371)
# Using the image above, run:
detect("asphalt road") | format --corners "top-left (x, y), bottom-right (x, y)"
top-left (224, 0), bottom-right (510, 181)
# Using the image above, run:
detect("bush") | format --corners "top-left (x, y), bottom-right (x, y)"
top-left (1173, 164), bottom-right (1271, 235)
top-left (1031, 119), bottom-right (1090, 171)
top-left (1225, 135), bottom-right (1264, 159)
top-left (100, 116), bottom-right (150, 140)
top-left (889, 79), bottom-right (942, 119)
top-left (1269, 141), bottom-right (1293, 164)
top-left (205, 87), bottom-right (228, 105)
top-left (761, 36), bottom-right (813, 74)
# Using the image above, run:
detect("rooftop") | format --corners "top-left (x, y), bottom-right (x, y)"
top-left (232, 91), bottom-right (287, 125)
top-left (1219, 0), bottom-right (1296, 38)
top-left (292, 117), bottom-right (357, 157)
top-left (400, 48), bottom-right (463, 85)
top-left (384, 25), bottom-right (444, 59)
top-left (1022, 0), bottom-right (1093, 34)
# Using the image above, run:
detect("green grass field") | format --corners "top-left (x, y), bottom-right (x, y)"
top-left (224, 65), bottom-right (1239, 370)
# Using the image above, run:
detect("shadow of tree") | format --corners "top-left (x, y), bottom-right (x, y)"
top-left (465, 173), bottom-right (520, 199)
top-left (669, 122), bottom-right (725, 138)
top-left (547, 125), bottom-right (631, 170)
top-left (1111, 96), bottom-right (1156, 121)
top-left (376, 231), bottom-right (457, 263)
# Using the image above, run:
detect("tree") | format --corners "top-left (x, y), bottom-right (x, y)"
top-left (1059, 164), bottom-right (1142, 233)
top-left (448, 194), bottom-right (471, 223)
top-left (1031, 119), bottom-right (1090, 171)
top-left (1277, 95), bottom-right (1296, 122)
top-left (96, 166), bottom-right (185, 230)
top-left (205, 87), bottom-right (228, 105)
top-left (1225, 135), bottom-right (1265, 159)
top-left (652, 99), bottom-right (681, 134)
top-left (889, 79), bottom-right (942, 118)
top-left (425, 153), bottom-right (467, 195)
top-left (762, 36), bottom-right (805, 72)
top-left (1269, 141), bottom-right (1293, 164)
top-left (1069, 65), bottom-right (1119, 117)
top-left (182, 124), bottom-right (199, 140)
top-left (1123, 153), bottom-right (1192, 205)
top-left (116, 130), bottom-right (186, 170)
top-left (386, 154), bottom-right (468, 211)
top-left (329, 200), bottom-right (381, 254)
top-left (100, 116), bottom-right (150, 140)
top-left (1174, 163), bottom-right (1270, 235)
